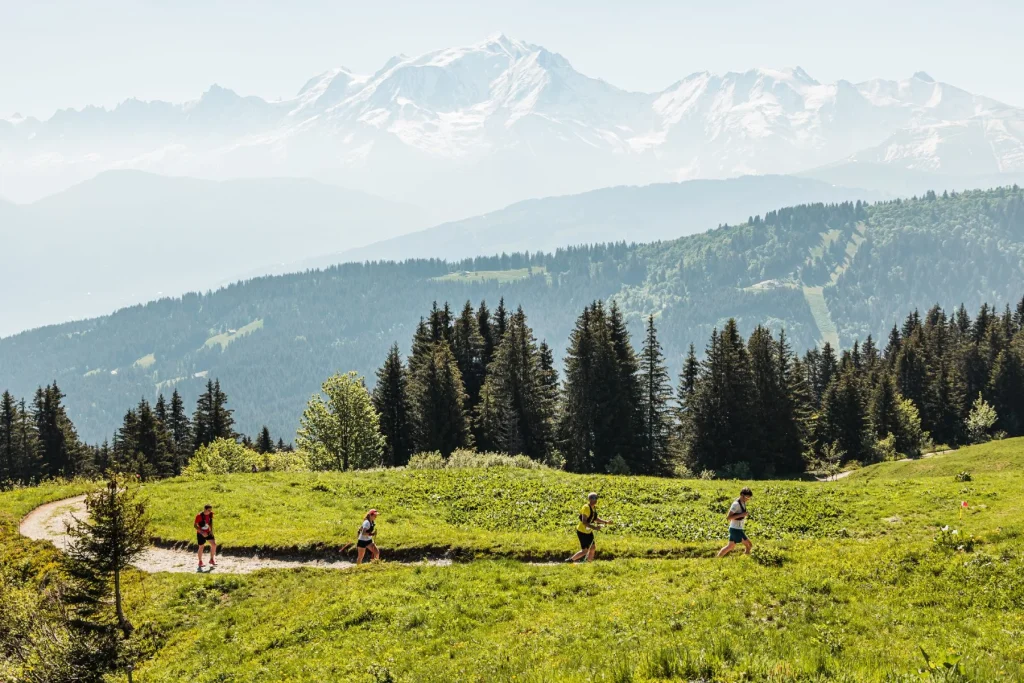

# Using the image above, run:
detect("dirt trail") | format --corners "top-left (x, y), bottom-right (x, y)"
top-left (20, 496), bottom-right (452, 574)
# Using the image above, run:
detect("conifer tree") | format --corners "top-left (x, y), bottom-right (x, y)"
top-left (14, 398), bottom-right (40, 483)
top-left (494, 297), bottom-right (509, 344)
top-left (168, 389), bottom-right (193, 471)
top-left (452, 301), bottom-right (486, 414)
top-left (686, 319), bottom-right (757, 474)
top-left (637, 315), bottom-right (673, 475)
top-left (748, 327), bottom-right (810, 475)
top-left (988, 348), bottom-right (1024, 436)
top-left (0, 391), bottom-right (16, 486)
top-left (192, 380), bottom-right (236, 450)
top-left (372, 343), bottom-right (414, 466)
top-left (409, 341), bottom-right (471, 456)
top-left (476, 308), bottom-right (554, 460)
top-left (605, 302), bottom-right (644, 472)
top-left (477, 300), bottom-right (496, 369)
top-left (33, 382), bottom-right (86, 478)
top-left (559, 305), bottom-right (604, 473)
top-left (814, 367), bottom-right (871, 463)
top-left (256, 426), bottom-right (274, 454)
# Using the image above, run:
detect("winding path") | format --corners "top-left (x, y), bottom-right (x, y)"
top-left (19, 496), bottom-right (451, 574)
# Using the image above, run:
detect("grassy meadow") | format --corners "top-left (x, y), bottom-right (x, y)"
top-left (3, 440), bottom-right (1024, 681)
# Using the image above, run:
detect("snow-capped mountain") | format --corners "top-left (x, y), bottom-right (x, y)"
top-left (3, 35), bottom-right (1022, 214)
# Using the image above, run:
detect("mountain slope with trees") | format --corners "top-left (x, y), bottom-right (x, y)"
top-left (1, 187), bottom-right (1022, 443)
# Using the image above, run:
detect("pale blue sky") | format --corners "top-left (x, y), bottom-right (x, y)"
top-left (2, 0), bottom-right (1022, 119)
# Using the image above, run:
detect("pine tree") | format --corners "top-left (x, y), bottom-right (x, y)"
top-left (372, 343), bottom-right (414, 466)
top-left (452, 301), bottom-right (486, 414)
top-left (748, 327), bottom-right (809, 475)
top-left (409, 341), bottom-right (471, 456)
top-left (605, 302), bottom-right (644, 473)
top-left (14, 398), bottom-right (41, 484)
top-left (477, 300), bottom-right (496, 369)
top-left (988, 348), bottom-right (1024, 436)
top-left (0, 391), bottom-right (16, 486)
top-left (815, 367), bottom-right (871, 463)
top-left (475, 308), bottom-right (554, 460)
top-left (494, 297), bottom-right (509, 345)
top-left (687, 319), bottom-right (757, 473)
top-left (193, 380), bottom-right (236, 450)
top-left (868, 373), bottom-right (901, 443)
top-left (113, 399), bottom-right (173, 479)
top-left (168, 389), bottom-right (193, 472)
top-left (559, 305), bottom-right (604, 473)
top-left (32, 382), bottom-right (86, 478)
top-left (637, 315), bottom-right (673, 476)
top-left (256, 426), bottom-right (274, 454)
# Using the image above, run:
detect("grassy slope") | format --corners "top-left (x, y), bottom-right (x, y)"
top-left (140, 440), bottom-right (1024, 559)
top-left (5, 443), bottom-right (1024, 681)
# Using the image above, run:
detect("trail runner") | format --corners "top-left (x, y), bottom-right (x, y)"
top-left (717, 487), bottom-right (753, 557)
top-left (194, 504), bottom-right (217, 570)
top-left (566, 492), bottom-right (612, 563)
top-left (355, 509), bottom-right (380, 565)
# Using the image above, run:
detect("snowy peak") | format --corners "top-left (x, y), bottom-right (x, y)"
top-left (3, 36), bottom-right (1024, 209)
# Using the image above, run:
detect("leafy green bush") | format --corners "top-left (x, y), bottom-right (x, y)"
top-left (444, 449), bottom-right (547, 470)
top-left (406, 451), bottom-right (446, 469)
top-left (954, 471), bottom-right (972, 483)
top-left (183, 438), bottom-right (310, 476)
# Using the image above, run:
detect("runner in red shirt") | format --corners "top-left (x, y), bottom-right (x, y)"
top-left (194, 504), bottom-right (216, 570)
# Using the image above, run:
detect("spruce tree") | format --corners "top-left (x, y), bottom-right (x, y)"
top-left (637, 315), bottom-right (673, 476)
top-left (988, 348), bottom-right (1024, 436)
top-left (409, 341), bottom-right (471, 456)
top-left (748, 327), bottom-right (809, 475)
top-left (494, 297), bottom-right (509, 345)
top-left (559, 305), bottom-right (603, 473)
top-left (256, 426), bottom-right (274, 454)
top-left (475, 308), bottom-right (554, 460)
top-left (814, 367), bottom-right (871, 463)
top-left (168, 389), bottom-right (193, 471)
top-left (372, 343), bottom-right (414, 466)
top-left (193, 380), bottom-right (236, 450)
top-left (0, 391), bottom-right (15, 486)
top-left (452, 301), bottom-right (486, 415)
top-left (604, 302), bottom-right (644, 473)
top-left (868, 373), bottom-right (902, 443)
top-left (477, 300), bottom-right (496, 369)
top-left (687, 320), bottom-right (757, 474)
top-left (32, 382), bottom-right (86, 478)
top-left (14, 398), bottom-right (41, 484)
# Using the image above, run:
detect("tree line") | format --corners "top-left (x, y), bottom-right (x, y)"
top-left (0, 379), bottom-right (289, 487)
top-left (4, 293), bottom-right (1023, 485)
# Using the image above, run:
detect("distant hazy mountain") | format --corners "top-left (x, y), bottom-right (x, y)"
top-left (333, 175), bottom-right (887, 264)
top-left (3, 36), bottom-right (1022, 216)
top-left (0, 171), bottom-right (424, 337)
top-left (801, 161), bottom-right (1024, 197)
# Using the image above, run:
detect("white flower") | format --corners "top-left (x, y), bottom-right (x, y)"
top-left (941, 526), bottom-right (950, 532)
top-left (951, 530), bottom-right (959, 535)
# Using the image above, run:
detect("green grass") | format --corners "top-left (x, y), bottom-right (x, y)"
top-left (7, 441), bottom-right (1024, 682)
top-left (801, 285), bottom-right (840, 349)
top-left (203, 319), bottom-right (264, 351)
top-left (134, 352), bottom-right (156, 369)
top-left (433, 266), bottom-right (547, 284)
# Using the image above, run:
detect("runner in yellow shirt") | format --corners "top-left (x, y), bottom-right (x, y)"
top-left (565, 492), bottom-right (612, 563)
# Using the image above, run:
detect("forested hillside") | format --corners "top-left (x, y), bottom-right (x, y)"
top-left (2, 187), bottom-right (1022, 443)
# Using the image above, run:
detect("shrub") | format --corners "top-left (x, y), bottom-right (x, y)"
top-left (698, 469), bottom-right (717, 480)
top-left (954, 471), bottom-right (972, 483)
top-left (966, 394), bottom-right (998, 444)
top-left (872, 434), bottom-right (899, 462)
top-left (445, 449), bottom-right (547, 470)
top-left (406, 451), bottom-right (446, 470)
top-left (183, 439), bottom-right (311, 476)
top-left (606, 455), bottom-right (631, 475)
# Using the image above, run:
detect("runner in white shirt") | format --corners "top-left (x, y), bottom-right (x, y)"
top-left (717, 487), bottom-right (753, 557)
top-left (356, 509), bottom-right (380, 565)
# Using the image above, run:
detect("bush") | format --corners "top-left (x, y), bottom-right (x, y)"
top-left (872, 434), bottom-right (899, 462)
top-left (966, 394), bottom-right (998, 444)
top-left (446, 449), bottom-right (547, 470)
top-left (406, 451), bottom-right (446, 470)
top-left (605, 455), bottom-right (631, 475)
top-left (183, 439), bottom-right (310, 477)
top-left (954, 471), bottom-right (972, 483)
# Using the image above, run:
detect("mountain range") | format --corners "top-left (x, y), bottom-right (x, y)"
top-left (3, 35), bottom-right (1023, 215)
top-left (0, 171), bottom-right (424, 337)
